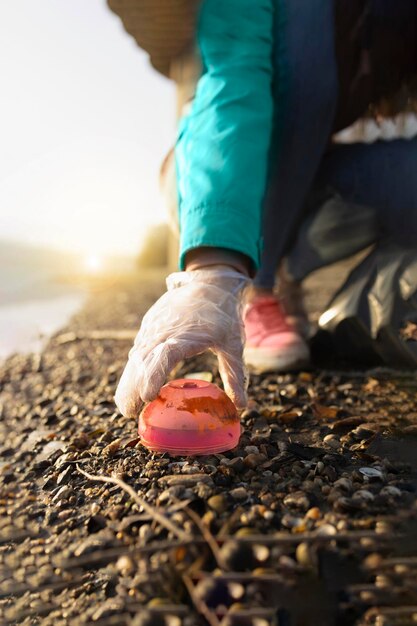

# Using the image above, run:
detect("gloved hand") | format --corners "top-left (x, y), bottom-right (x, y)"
top-left (115, 267), bottom-right (250, 418)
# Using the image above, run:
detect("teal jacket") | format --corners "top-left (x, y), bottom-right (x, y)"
top-left (175, 0), bottom-right (279, 271)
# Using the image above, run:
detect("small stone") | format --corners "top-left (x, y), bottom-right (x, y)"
top-left (253, 544), bottom-right (270, 563)
top-left (375, 574), bottom-right (391, 588)
top-left (244, 446), bottom-right (259, 455)
top-left (334, 496), bottom-right (362, 513)
top-left (322, 465), bottom-right (338, 482)
top-left (315, 523), bottom-right (337, 536)
top-left (116, 555), bottom-right (135, 576)
top-left (359, 467), bottom-right (384, 480)
top-left (323, 435), bottom-right (340, 449)
top-left (296, 542), bottom-right (314, 567)
top-left (353, 489), bottom-right (375, 502)
top-left (219, 541), bottom-right (257, 571)
top-left (207, 494), bottom-right (228, 514)
top-left (334, 478), bottom-right (352, 492)
top-left (244, 453), bottom-right (267, 469)
top-left (227, 457), bottom-right (245, 472)
top-left (281, 514), bottom-right (305, 531)
top-left (86, 514), bottom-right (107, 534)
top-left (52, 486), bottom-right (72, 502)
top-left (158, 474), bottom-right (213, 487)
top-left (350, 426), bottom-right (375, 441)
top-left (230, 487), bottom-right (248, 501)
top-left (91, 599), bottom-right (124, 621)
top-left (283, 491), bottom-right (310, 511)
top-left (57, 465), bottom-right (73, 485)
top-left (91, 503), bottom-right (100, 515)
top-left (375, 520), bottom-right (393, 534)
top-left (305, 507), bottom-right (321, 520)
top-left (380, 485), bottom-right (402, 498)
top-left (363, 553), bottom-right (383, 570)
top-left (103, 439), bottom-right (122, 456)
top-left (331, 416), bottom-right (365, 433)
top-left (279, 555), bottom-right (298, 569)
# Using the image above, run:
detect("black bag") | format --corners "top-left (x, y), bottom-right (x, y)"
top-left (314, 241), bottom-right (417, 367)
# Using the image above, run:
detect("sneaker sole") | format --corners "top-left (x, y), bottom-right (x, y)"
top-left (244, 344), bottom-right (310, 374)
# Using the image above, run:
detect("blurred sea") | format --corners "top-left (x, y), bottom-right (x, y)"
top-left (0, 240), bottom-right (86, 359)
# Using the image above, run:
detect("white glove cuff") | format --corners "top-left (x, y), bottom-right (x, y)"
top-left (166, 268), bottom-right (250, 295)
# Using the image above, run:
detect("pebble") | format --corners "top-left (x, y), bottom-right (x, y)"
top-left (305, 507), bottom-right (321, 520)
top-left (359, 467), bottom-right (384, 480)
top-left (380, 485), bottom-right (402, 498)
top-left (283, 491), bottom-right (310, 511)
top-left (220, 541), bottom-right (258, 571)
top-left (90, 503), bottom-right (100, 515)
top-left (207, 494), bottom-right (228, 514)
top-left (315, 523), bottom-right (337, 536)
top-left (323, 434), bottom-right (340, 449)
top-left (253, 544), bottom-right (270, 563)
top-left (244, 446), bottom-right (259, 455)
top-left (334, 497), bottom-right (362, 513)
top-left (331, 416), bottom-right (365, 433)
top-left (296, 542), bottom-right (315, 567)
top-left (157, 474), bottom-right (213, 487)
top-left (102, 439), bottom-right (122, 456)
top-left (226, 457), bottom-right (245, 472)
top-left (314, 461), bottom-right (324, 475)
top-left (281, 514), bottom-right (305, 530)
top-left (244, 453), bottom-right (267, 469)
top-left (350, 426), bottom-right (375, 441)
top-left (230, 487), bottom-right (248, 501)
top-left (52, 486), bottom-right (72, 502)
top-left (57, 465), bottom-right (73, 485)
top-left (353, 489), bottom-right (375, 502)
top-left (334, 477), bottom-right (352, 492)
top-left (116, 555), bottom-right (135, 576)
top-left (91, 599), bottom-right (125, 621)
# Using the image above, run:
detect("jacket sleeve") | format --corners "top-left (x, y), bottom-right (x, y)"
top-left (175, 0), bottom-right (275, 270)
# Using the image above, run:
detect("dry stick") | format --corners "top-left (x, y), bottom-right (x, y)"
top-left (77, 466), bottom-right (188, 542)
top-left (182, 574), bottom-right (221, 626)
top-left (55, 330), bottom-right (136, 344)
top-left (182, 503), bottom-right (224, 569)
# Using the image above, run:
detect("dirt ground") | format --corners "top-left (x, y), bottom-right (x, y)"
top-left (1, 263), bottom-right (417, 626)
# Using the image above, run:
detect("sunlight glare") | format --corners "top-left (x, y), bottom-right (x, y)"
top-left (84, 254), bottom-right (104, 274)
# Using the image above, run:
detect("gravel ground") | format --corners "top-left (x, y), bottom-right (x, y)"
top-left (1, 267), bottom-right (417, 626)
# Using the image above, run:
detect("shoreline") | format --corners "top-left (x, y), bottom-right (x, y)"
top-left (0, 290), bottom-right (86, 360)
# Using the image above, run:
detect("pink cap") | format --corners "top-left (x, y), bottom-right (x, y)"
top-left (138, 379), bottom-right (241, 455)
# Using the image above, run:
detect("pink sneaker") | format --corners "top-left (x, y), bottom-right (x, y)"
top-left (243, 296), bottom-right (310, 373)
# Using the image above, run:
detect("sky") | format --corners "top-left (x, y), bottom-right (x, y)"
top-left (0, 0), bottom-right (175, 258)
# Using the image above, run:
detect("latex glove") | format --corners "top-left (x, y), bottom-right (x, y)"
top-left (115, 267), bottom-right (249, 418)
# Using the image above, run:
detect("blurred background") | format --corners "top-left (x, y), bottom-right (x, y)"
top-left (0, 0), bottom-right (175, 357)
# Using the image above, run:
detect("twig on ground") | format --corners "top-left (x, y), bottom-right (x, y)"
top-left (76, 465), bottom-right (188, 541)
top-left (182, 574), bottom-right (220, 626)
top-left (55, 330), bottom-right (136, 344)
top-left (182, 503), bottom-right (224, 569)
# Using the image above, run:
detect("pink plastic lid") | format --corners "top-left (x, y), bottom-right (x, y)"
top-left (138, 379), bottom-right (241, 455)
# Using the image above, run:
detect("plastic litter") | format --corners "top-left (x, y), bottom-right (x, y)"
top-left (138, 378), bottom-right (241, 455)
top-left (316, 242), bottom-right (417, 367)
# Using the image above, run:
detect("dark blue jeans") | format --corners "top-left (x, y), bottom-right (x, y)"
top-left (255, 0), bottom-right (417, 289)
top-left (286, 137), bottom-right (417, 281)
top-left (255, 0), bottom-right (338, 288)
